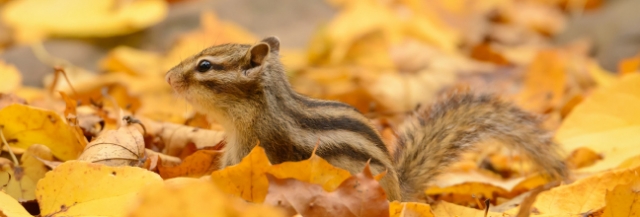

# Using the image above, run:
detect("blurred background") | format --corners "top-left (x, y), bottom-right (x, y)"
top-left (0, 0), bottom-right (638, 129)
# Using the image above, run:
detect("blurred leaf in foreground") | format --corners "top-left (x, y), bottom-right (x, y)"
top-left (36, 160), bottom-right (163, 217)
top-left (128, 177), bottom-right (285, 217)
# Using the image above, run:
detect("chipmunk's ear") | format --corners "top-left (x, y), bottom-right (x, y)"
top-left (247, 37), bottom-right (279, 68)
top-left (261, 36), bottom-right (280, 53)
top-left (248, 42), bottom-right (269, 67)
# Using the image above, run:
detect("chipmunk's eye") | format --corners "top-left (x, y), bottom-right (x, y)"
top-left (196, 60), bottom-right (212, 72)
top-left (196, 60), bottom-right (224, 73)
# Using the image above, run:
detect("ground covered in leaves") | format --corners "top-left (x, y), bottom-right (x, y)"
top-left (1, 0), bottom-right (640, 216)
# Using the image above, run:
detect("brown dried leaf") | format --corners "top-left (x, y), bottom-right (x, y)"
top-left (77, 125), bottom-right (145, 167)
top-left (264, 163), bottom-right (389, 217)
top-left (141, 117), bottom-right (225, 156)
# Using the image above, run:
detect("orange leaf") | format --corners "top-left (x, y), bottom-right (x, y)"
top-left (618, 53), bottom-right (640, 76)
top-left (426, 182), bottom-right (509, 205)
top-left (158, 150), bottom-right (222, 179)
top-left (210, 145), bottom-right (271, 203)
top-left (267, 148), bottom-right (352, 192)
top-left (515, 49), bottom-right (567, 113)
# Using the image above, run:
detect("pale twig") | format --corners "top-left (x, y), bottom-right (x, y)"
top-left (0, 127), bottom-right (19, 166)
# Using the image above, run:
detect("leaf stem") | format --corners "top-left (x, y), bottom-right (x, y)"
top-left (0, 127), bottom-right (20, 166)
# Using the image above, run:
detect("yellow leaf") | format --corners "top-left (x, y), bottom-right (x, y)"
top-left (267, 149), bottom-right (352, 192)
top-left (588, 60), bottom-right (617, 88)
top-left (602, 180), bottom-right (640, 217)
top-left (0, 144), bottom-right (53, 201)
top-left (557, 73), bottom-right (640, 172)
top-left (210, 146), bottom-right (271, 203)
top-left (129, 177), bottom-right (285, 217)
top-left (324, 0), bottom-right (400, 65)
top-left (389, 201), bottom-right (434, 217)
top-left (1, 0), bottom-right (167, 43)
top-left (100, 46), bottom-right (164, 76)
top-left (0, 191), bottom-right (32, 217)
top-left (431, 201), bottom-right (502, 217)
top-left (0, 61), bottom-right (21, 93)
top-left (506, 167), bottom-right (640, 216)
top-left (36, 160), bottom-right (163, 217)
top-left (0, 104), bottom-right (85, 161)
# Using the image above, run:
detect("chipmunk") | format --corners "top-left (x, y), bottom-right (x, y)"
top-left (165, 37), bottom-right (568, 201)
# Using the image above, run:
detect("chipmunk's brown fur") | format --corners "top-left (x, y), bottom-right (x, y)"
top-left (165, 37), bottom-right (567, 201)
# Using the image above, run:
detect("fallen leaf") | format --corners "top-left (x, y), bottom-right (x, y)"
top-left (587, 60), bottom-right (617, 88)
top-left (0, 104), bottom-right (85, 161)
top-left (1, 0), bottom-right (167, 42)
top-left (515, 49), bottom-right (567, 113)
top-left (158, 149), bottom-right (222, 179)
top-left (557, 73), bottom-right (640, 172)
top-left (618, 52), bottom-right (640, 76)
top-left (431, 200), bottom-right (502, 217)
top-left (565, 147), bottom-right (602, 169)
top-left (128, 177), bottom-right (286, 217)
top-left (0, 144), bottom-right (53, 201)
top-left (509, 174), bottom-right (553, 196)
top-left (0, 191), bottom-right (32, 217)
top-left (141, 117), bottom-right (225, 156)
top-left (210, 145), bottom-right (271, 203)
top-left (145, 148), bottom-right (181, 169)
top-left (470, 42), bottom-right (510, 66)
top-left (264, 163), bottom-right (389, 217)
top-left (36, 160), bottom-right (163, 217)
top-left (100, 46), bottom-right (164, 76)
top-left (514, 181), bottom-right (560, 217)
top-left (267, 148), bottom-right (352, 192)
top-left (602, 180), bottom-right (640, 217)
top-left (77, 125), bottom-right (146, 167)
top-left (389, 201), bottom-right (434, 217)
top-left (505, 167), bottom-right (640, 216)
top-left (426, 182), bottom-right (509, 206)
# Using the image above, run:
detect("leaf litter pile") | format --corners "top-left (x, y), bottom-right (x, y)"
top-left (1, 0), bottom-right (640, 216)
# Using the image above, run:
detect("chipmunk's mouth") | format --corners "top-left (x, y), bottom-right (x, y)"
top-left (165, 72), bottom-right (188, 94)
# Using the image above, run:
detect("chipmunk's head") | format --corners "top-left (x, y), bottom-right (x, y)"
top-left (165, 36), bottom-right (281, 115)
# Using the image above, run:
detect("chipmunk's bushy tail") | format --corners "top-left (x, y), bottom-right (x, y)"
top-left (393, 92), bottom-right (568, 201)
